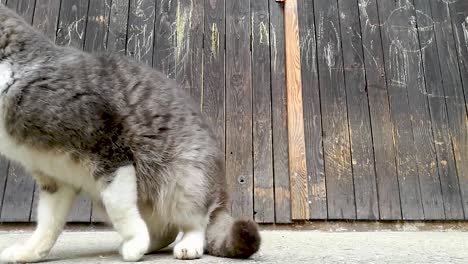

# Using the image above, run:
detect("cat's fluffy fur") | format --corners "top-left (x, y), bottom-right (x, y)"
top-left (0, 5), bottom-right (260, 263)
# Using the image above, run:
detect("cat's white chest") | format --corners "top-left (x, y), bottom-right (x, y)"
top-left (0, 62), bottom-right (13, 93)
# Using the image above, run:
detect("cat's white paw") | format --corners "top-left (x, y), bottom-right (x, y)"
top-left (119, 235), bottom-right (149, 262)
top-left (173, 238), bottom-right (204, 260)
top-left (0, 244), bottom-right (45, 263)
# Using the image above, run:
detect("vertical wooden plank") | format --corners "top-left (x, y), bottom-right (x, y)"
top-left (449, 0), bottom-right (468, 219)
top-left (107, 0), bottom-right (130, 55)
top-left (413, 0), bottom-right (464, 220)
top-left (449, 0), bottom-right (468, 103)
top-left (0, 0), bottom-right (36, 223)
top-left (1, 164), bottom-right (34, 222)
top-left (175, 0), bottom-right (204, 107)
top-left (297, 0), bottom-right (326, 220)
top-left (251, 0), bottom-right (274, 223)
top-left (32, 0), bottom-right (61, 39)
top-left (84, 0), bottom-right (111, 53)
top-left (153, 0), bottom-right (177, 77)
top-left (357, 0), bottom-right (402, 220)
top-left (56, 0), bottom-right (92, 222)
top-left (376, 0), bottom-right (424, 220)
top-left (314, 0), bottom-right (356, 219)
top-left (269, 0), bottom-right (292, 223)
top-left (127, 0), bottom-right (155, 66)
top-left (225, 0), bottom-right (253, 219)
top-left (29, 0), bottom-right (62, 222)
top-left (284, 0), bottom-right (309, 220)
top-left (84, 0), bottom-right (112, 223)
top-left (337, 0), bottom-right (379, 219)
top-left (7, 0), bottom-right (35, 20)
top-left (203, 0), bottom-right (224, 151)
top-left (394, 0), bottom-right (445, 220)
top-left (0, 158), bottom-right (8, 215)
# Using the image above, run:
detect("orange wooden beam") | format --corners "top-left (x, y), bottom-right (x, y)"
top-left (283, 0), bottom-right (309, 220)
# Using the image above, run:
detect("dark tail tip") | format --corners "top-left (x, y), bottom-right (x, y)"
top-left (230, 219), bottom-right (261, 258)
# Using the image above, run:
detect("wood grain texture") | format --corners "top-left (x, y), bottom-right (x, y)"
top-left (376, 0), bottom-right (424, 220)
top-left (401, 0), bottom-right (445, 220)
top-left (448, 0), bottom-right (468, 219)
top-left (84, 0), bottom-right (111, 53)
top-left (107, 0), bottom-right (130, 55)
top-left (202, 0), bottom-right (225, 151)
top-left (251, 0), bottom-right (274, 223)
top-left (284, 0), bottom-right (309, 220)
top-left (175, 0), bottom-right (204, 107)
top-left (6, 0), bottom-right (36, 21)
top-left (1, 0), bottom-right (37, 223)
top-left (126, 0), bottom-right (155, 66)
top-left (269, 0), bottom-right (292, 223)
top-left (56, 0), bottom-right (92, 222)
top-left (225, 0), bottom-right (253, 219)
top-left (32, 0), bottom-right (61, 39)
top-left (414, 0), bottom-right (464, 220)
top-left (0, 157), bottom-right (9, 218)
top-left (153, 0), bottom-right (177, 77)
top-left (0, 163), bottom-right (34, 222)
top-left (338, 0), bottom-right (379, 220)
top-left (297, 0), bottom-right (326, 220)
top-left (357, 0), bottom-right (402, 220)
top-left (29, 0), bottom-right (62, 222)
top-left (314, 0), bottom-right (356, 219)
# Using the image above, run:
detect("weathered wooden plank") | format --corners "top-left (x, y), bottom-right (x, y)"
top-left (413, 0), bottom-right (464, 220)
top-left (337, 0), bottom-right (379, 220)
top-left (434, 0), bottom-right (468, 219)
top-left (29, 0), bottom-right (62, 222)
top-left (1, 164), bottom-right (34, 222)
top-left (269, 0), bottom-right (292, 223)
top-left (449, 0), bottom-right (468, 104)
top-left (127, 0), bottom-right (155, 66)
top-left (32, 0), bottom-right (61, 39)
top-left (7, 0), bottom-right (35, 22)
top-left (84, 0), bottom-right (111, 53)
top-left (107, 0), bottom-right (130, 55)
top-left (56, 0), bottom-right (92, 222)
top-left (175, 0), bottom-right (204, 107)
top-left (251, 0), bottom-right (274, 223)
top-left (448, 0), bottom-right (468, 219)
top-left (202, 0), bottom-right (224, 151)
top-left (314, 0), bottom-right (355, 219)
top-left (0, 157), bottom-right (9, 217)
top-left (297, 0), bottom-right (326, 220)
top-left (284, 0), bottom-right (309, 220)
top-left (1, 0), bottom-right (37, 223)
top-left (357, 0), bottom-right (402, 220)
top-left (225, 0), bottom-right (253, 219)
top-left (396, 0), bottom-right (445, 220)
top-left (56, 0), bottom-right (89, 49)
top-left (153, 0), bottom-right (177, 77)
top-left (376, 0), bottom-right (424, 220)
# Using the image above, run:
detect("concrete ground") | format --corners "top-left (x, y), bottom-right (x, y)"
top-left (0, 228), bottom-right (467, 264)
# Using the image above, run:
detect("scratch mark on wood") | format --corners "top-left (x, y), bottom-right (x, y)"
top-left (175, 0), bottom-right (193, 60)
top-left (210, 23), bottom-right (219, 60)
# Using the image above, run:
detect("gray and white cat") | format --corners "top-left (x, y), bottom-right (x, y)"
top-left (0, 5), bottom-right (260, 263)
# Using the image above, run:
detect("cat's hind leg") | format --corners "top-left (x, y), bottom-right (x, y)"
top-left (99, 165), bottom-right (150, 262)
top-left (0, 173), bottom-right (76, 263)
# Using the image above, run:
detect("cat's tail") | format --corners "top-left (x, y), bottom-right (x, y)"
top-left (205, 208), bottom-right (261, 258)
